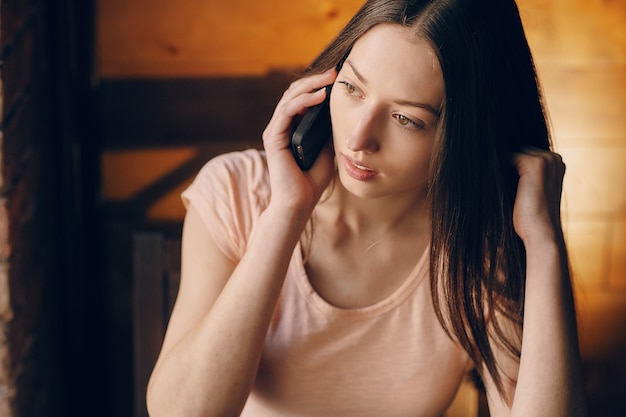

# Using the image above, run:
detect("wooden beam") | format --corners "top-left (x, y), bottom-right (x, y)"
top-left (99, 72), bottom-right (295, 148)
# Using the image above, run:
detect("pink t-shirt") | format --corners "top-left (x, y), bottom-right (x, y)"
top-left (182, 149), bottom-right (470, 417)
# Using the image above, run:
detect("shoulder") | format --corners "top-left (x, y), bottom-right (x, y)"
top-left (187, 148), bottom-right (270, 209)
top-left (181, 149), bottom-right (270, 261)
top-left (199, 148), bottom-right (268, 189)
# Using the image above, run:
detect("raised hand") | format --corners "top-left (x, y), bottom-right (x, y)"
top-left (512, 149), bottom-right (566, 245)
top-left (262, 69), bottom-right (337, 214)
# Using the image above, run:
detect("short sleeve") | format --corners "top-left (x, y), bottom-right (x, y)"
top-left (181, 149), bottom-right (270, 263)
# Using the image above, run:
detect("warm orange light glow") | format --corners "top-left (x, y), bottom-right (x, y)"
top-left (97, 0), bottom-right (364, 77)
top-left (98, 0), bottom-right (626, 384)
top-left (101, 147), bottom-right (196, 200)
top-left (517, 0), bottom-right (626, 363)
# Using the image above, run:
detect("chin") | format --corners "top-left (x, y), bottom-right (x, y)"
top-left (337, 171), bottom-right (384, 199)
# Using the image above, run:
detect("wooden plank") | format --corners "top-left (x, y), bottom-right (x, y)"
top-left (132, 233), bottom-right (165, 417)
top-left (99, 73), bottom-right (294, 148)
top-left (97, 0), bottom-right (363, 77)
top-left (165, 238), bottom-right (182, 321)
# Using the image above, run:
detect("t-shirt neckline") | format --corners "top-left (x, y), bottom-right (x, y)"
top-left (292, 242), bottom-right (430, 319)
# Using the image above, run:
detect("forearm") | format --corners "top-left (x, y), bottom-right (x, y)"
top-left (147, 205), bottom-right (310, 417)
top-left (511, 237), bottom-right (587, 417)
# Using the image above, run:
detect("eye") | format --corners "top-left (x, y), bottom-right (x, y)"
top-left (394, 114), bottom-right (424, 130)
top-left (397, 115), bottom-right (411, 126)
top-left (337, 81), bottom-right (358, 95)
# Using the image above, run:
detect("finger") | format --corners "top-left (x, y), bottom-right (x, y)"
top-left (512, 149), bottom-right (564, 175)
top-left (266, 69), bottom-right (336, 131)
top-left (280, 69), bottom-right (337, 103)
top-left (262, 87), bottom-right (328, 150)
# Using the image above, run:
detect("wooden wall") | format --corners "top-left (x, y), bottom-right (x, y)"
top-left (97, 0), bottom-right (364, 77)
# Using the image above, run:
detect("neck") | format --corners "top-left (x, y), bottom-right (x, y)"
top-left (317, 179), bottom-right (431, 238)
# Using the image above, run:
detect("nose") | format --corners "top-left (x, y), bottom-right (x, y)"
top-left (345, 106), bottom-right (381, 153)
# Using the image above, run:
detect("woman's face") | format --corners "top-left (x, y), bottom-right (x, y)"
top-left (330, 23), bottom-right (444, 203)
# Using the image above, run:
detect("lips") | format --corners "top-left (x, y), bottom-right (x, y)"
top-left (341, 154), bottom-right (379, 181)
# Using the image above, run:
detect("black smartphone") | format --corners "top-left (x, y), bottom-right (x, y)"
top-left (291, 84), bottom-right (333, 170)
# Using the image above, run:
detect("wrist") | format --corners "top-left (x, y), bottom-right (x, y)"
top-left (242, 204), bottom-right (312, 273)
top-left (522, 229), bottom-right (567, 262)
top-left (522, 234), bottom-right (571, 289)
top-left (517, 218), bottom-right (565, 248)
top-left (260, 203), bottom-right (313, 239)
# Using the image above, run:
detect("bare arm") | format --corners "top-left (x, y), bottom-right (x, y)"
top-left (146, 203), bottom-right (310, 417)
top-left (484, 150), bottom-right (587, 417)
top-left (145, 70), bottom-right (337, 417)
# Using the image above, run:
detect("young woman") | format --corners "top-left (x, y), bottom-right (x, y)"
top-left (146, 1), bottom-right (587, 416)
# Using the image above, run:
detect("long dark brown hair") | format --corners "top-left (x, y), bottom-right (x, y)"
top-left (304, 0), bottom-right (552, 402)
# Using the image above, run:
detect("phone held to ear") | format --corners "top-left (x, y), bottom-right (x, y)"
top-left (291, 54), bottom-right (348, 170)
top-left (291, 85), bottom-right (333, 171)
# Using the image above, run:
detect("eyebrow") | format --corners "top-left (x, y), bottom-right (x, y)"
top-left (345, 59), bottom-right (441, 117)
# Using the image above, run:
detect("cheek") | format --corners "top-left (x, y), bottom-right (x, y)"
top-left (388, 140), bottom-right (434, 179)
top-left (330, 115), bottom-right (358, 157)
top-left (329, 97), bottom-right (350, 137)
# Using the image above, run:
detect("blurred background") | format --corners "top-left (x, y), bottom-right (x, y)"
top-left (0, 0), bottom-right (624, 416)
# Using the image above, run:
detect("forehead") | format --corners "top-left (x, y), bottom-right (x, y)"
top-left (348, 23), bottom-right (444, 103)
